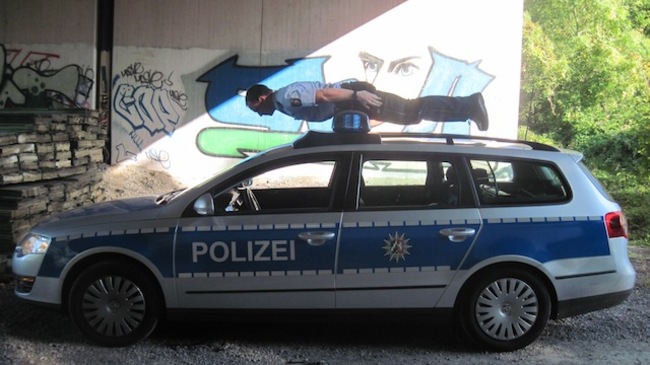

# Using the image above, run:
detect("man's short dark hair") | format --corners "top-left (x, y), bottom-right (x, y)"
top-left (245, 84), bottom-right (273, 105)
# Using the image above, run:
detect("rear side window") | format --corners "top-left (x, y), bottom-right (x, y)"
top-left (469, 158), bottom-right (569, 206)
top-left (359, 158), bottom-right (460, 208)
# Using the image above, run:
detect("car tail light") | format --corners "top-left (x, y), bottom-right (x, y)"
top-left (605, 211), bottom-right (628, 238)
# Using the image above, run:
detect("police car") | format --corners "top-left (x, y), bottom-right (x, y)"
top-left (12, 111), bottom-right (635, 351)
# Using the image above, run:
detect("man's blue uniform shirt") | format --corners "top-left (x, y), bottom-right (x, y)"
top-left (274, 81), bottom-right (341, 121)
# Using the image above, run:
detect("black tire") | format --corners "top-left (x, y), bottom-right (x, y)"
top-left (458, 267), bottom-right (551, 351)
top-left (68, 260), bottom-right (162, 347)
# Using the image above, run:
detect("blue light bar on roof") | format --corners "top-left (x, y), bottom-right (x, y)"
top-left (332, 110), bottom-right (370, 133)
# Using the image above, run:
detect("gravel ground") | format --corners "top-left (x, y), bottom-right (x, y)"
top-left (1, 165), bottom-right (649, 365)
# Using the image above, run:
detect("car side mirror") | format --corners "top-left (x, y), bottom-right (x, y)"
top-left (193, 193), bottom-right (215, 216)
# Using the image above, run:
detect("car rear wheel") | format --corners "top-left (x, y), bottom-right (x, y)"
top-left (458, 267), bottom-right (551, 351)
top-left (68, 260), bottom-right (161, 347)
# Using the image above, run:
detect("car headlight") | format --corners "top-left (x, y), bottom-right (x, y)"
top-left (15, 233), bottom-right (51, 257)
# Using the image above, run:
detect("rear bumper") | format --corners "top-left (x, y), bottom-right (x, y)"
top-left (555, 288), bottom-right (633, 319)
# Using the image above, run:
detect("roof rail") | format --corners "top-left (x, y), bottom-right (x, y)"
top-left (379, 133), bottom-right (559, 152)
top-left (293, 130), bottom-right (381, 148)
top-left (292, 130), bottom-right (559, 152)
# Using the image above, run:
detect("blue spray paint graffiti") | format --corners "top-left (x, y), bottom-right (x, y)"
top-left (405, 51), bottom-right (495, 133)
top-left (199, 56), bottom-right (332, 133)
top-left (196, 50), bottom-right (493, 156)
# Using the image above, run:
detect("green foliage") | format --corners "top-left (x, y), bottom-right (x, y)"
top-left (522, 0), bottom-right (650, 245)
top-left (591, 168), bottom-right (650, 246)
top-left (626, 0), bottom-right (650, 35)
top-left (517, 125), bottom-right (558, 146)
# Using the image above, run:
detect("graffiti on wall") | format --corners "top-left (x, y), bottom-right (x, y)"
top-left (196, 48), bottom-right (494, 157)
top-left (196, 56), bottom-right (330, 157)
top-left (0, 45), bottom-right (94, 110)
top-left (110, 47), bottom-right (494, 175)
top-left (112, 62), bottom-right (188, 167)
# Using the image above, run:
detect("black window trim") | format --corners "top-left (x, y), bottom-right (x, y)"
top-left (182, 152), bottom-right (354, 217)
top-left (347, 151), bottom-right (474, 211)
top-left (463, 154), bottom-right (573, 207)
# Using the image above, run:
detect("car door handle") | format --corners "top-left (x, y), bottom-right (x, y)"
top-left (298, 231), bottom-right (335, 246)
top-left (439, 227), bottom-right (476, 243)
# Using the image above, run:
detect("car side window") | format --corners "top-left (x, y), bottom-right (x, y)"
top-left (469, 158), bottom-right (569, 205)
top-left (215, 160), bottom-right (337, 213)
top-left (358, 158), bottom-right (459, 209)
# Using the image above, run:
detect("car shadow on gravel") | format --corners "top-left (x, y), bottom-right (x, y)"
top-left (2, 283), bottom-right (477, 353)
top-left (149, 316), bottom-right (478, 353)
top-left (0, 289), bottom-right (85, 345)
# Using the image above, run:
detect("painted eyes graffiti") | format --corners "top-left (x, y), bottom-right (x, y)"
top-left (359, 51), bottom-right (422, 83)
top-left (361, 58), bottom-right (381, 74)
top-left (392, 61), bottom-right (419, 77)
top-left (359, 52), bottom-right (383, 83)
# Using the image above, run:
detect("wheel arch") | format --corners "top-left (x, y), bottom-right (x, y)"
top-left (60, 251), bottom-right (167, 313)
top-left (454, 261), bottom-right (560, 319)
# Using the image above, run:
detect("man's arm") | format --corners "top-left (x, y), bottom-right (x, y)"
top-left (316, 88), bottom-right (383, 109)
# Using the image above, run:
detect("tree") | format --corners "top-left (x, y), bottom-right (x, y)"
top-left (626, 0), bottom-right (650, 35)
top-left (521, 0), bottom-right (650, 174)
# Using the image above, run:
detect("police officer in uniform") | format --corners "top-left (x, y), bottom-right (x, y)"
top-left (245, 81), bottom-right (489, 131)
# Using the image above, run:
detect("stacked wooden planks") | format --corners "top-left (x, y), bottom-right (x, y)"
top-left (0, 112), bottom-right (107, 255)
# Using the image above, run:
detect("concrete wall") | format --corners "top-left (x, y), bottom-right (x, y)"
top-left (110, 0), bottom-right (523, 184)
top-left (0, 0), bottom-right (95, 43)
top-left (0, 0), bottom-right (97, 110)
top-left (1, 0), bottom-right (524, 186)
top-left (113, 0), bottom-right (406, 63)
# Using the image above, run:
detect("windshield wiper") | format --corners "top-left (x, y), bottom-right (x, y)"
top-left (155, 188), bottom-right (185, 205)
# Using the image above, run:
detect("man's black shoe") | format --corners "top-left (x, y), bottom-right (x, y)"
top-left (470, 93), bottom-right (489, 131)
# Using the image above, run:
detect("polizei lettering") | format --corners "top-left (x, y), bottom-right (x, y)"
top-left (192, 240), bottom-right (296, 263)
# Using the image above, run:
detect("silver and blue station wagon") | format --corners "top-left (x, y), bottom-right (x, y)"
top-left (12, 113), bottom-right (635, 351)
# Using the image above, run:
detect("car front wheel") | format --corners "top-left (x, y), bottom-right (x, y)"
top-left (68, 260), bottom-right (162, 347)
top-left (458, 267), bottom-right (551, 351)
